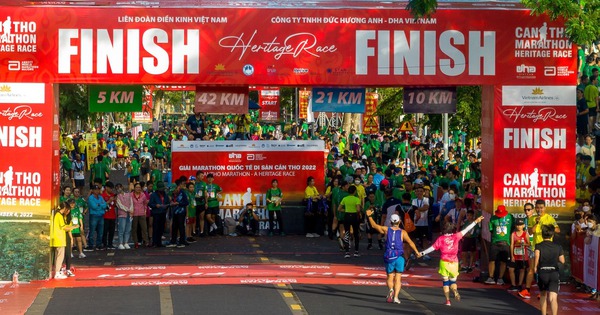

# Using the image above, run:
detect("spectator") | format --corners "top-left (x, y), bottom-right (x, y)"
top-left (234, 203), bottom-right (260, 236)
top-left (86, 184), bottom-right (107, 251)
top-left (116, 183), bottom-right (134, 250)
top-left (149, 181), bottom-right (170, 247)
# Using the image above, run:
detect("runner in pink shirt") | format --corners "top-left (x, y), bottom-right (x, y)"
top-left (421, 215), bottom-right (484, 306)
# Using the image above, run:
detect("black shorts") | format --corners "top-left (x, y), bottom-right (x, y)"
top-left (537, 270), bottom-right (560, 293)
top-left (129, 175), bottom-right (140, 183)
top-left (196, 204), bottom-right (206, 214)
top-left (141, 167), bottom-right (150, 176)
top-left (508, 260), bottom-right (529, 270)
top-left (489, 242), bottom-right (510, 262)
top-left (74, 179), bottom-right (85, 188)
top-left (589, 106), bottom-right (597, 117)
top-left (206, 206), bottom-right (219, 215)
top-left (461, 237), bottom-right (477, 252)
top-left (72, 233), bottom-right (81, 237)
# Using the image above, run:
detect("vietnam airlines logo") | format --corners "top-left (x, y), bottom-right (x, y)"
top-left (214, 64), bottom-right (226, 71)
top-left (531, 87), bottom-right (544, 95)
top-left (0, 85), bottom-right (11, 92)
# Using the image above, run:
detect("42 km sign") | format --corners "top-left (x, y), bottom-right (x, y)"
top-left (88, 85), bottom-right (143, 112)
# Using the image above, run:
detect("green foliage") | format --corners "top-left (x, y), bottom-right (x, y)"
top-left (406, 0), bottom-right (438, 18)
top-left (59, 84), bottom-right (99, 131)
top-left (0, 222), bottom-right (50, 281)
top-left (407, 0), bottom-right (600, 46)
top-left (374, 87), bottom-right (407, 125)
top-left (523, 0), bottom-right (600, 46)
top-left (376, 86), bottom-right (481, 138)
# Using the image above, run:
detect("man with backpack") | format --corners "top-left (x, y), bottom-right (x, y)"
top-left (365, 210), bottom-right (421, 304)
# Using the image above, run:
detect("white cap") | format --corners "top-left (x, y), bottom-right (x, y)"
top-left (390, 214), bottom-right (400, 223)
top-left (414, 178), bottom-right (424, 185)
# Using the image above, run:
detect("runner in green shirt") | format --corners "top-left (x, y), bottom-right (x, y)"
top-left (338, 185), bottom-right (363, 257)
top-left (266, 179), bottom-right (284, 236)
top-left (485, 205), bottom-right (513, 285)
top-left (364, 191), bottom-right (384, 250)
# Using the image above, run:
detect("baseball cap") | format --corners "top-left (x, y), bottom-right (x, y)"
top-left (189, 176), bottom-right (196, 181)
top-left (515, 218), bottom-right (525, 225)
top-left (390, 214), bottom-right (400, 223)
top-left (414, 178), bottom-right (424, 185)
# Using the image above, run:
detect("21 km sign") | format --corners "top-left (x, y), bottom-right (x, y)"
top-left (311, 87), bottom-right (366, 113)
top-left (88, 85), bottom-right (143, 113)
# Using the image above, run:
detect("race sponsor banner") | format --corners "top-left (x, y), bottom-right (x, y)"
top-left (171, 140), bottom-right (325, 231)
top-left (88, 85), bottom-right (143, 112)
top-left (195, 86), bottom-right (248, 114)
top-left (132, 111), bottom-right (152, 123)
top-left (153, 85), bottom-right (195, 91)
top-left (0, 7), bottom-right (576, 86)
top-left (570, 234), bottom-right (585, 281)
top-left (583, 235), bottom-right (599, 289)
top-left (299, 90), bottom-right (310, 120)
top-left (311, 87), bottom-right (366, 113)
top-left (492, 85), bottom-right (576, 218)
top-left (259, 87), bottom-right (280, 122)
top-left (0, 83), bottom-right (55, 281)
top-left (362, 92), bottom-right (379, 134)
top-left (402, 87), bottom-right (457, 114)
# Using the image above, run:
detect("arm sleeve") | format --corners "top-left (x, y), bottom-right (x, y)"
top-left (460, 221), bottom-right (479, 237)
top-left (422, 246), bottom-right (435, 256)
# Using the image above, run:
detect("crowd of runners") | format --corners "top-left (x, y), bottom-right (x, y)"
top-left (49, 104), bottom-right (600, 313)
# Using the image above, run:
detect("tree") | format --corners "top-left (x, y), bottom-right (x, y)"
top-left (406, 0), bottom-right (600, 46)
top-left (375, 86), bottom-right (481, 138)
top-left (59, 84), bottom-right (100, 132)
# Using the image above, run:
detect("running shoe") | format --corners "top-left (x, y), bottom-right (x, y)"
top-left (497, 279), bottom-right (505, 285)
top-left (124, 244), bottom-right (131, 249)
top-left (66, 270), bottom-right (75, 277)
top-left (484, 277), bottom-right (496, 285)
top-left (518, 289), bottom-right (531, 299)
top-left (378, 242), bottom-right (384, 250)
top-left (508, 285), bottom-right (521, 292)
top-left (445, 300), bottom-right (451, 306)
top-left (166, 243), bottom-right (177, 248)
top-left (306, 233), bottom-right (314, 238)
top-left (54, 272), bottom-right (67, 280)
top-left (176, 243), bottom-right (186, 248)
top-left (83, 246), bottom-right (94, 252)
top-left (393, 298), bottom-right (401, 304)
top-left (367, 243), bottom-right (373, 250)
top-left (78, 253), bottom-right (86, 258)
top-left (344, 252), bottom-right (351, 258)
top-left (386, 289), bottom-right (394, 303)
top-left (452, 288), bottom-right (461, 301)
top-left (118, 244), bottom-right (125, 250)
top-left (354, 251), bottom-right (360, 257)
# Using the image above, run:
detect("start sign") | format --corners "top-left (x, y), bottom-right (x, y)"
top-left (88, 85), bottom-right (143, 112)
top-left (195, 86), bottom-right (249, 114)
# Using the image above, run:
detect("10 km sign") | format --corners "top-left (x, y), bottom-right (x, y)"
top-left (195, 86), bottom-right (249, 114)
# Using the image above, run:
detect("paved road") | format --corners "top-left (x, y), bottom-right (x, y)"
top-left (21, 234), bottom-right (545, 315)
top-left (24, 170), bottom-right (592, 315)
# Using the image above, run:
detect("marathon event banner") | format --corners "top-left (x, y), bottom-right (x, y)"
top-left (0, 7), bottom-right (576, 86)
top-left (0, 83), bottom-right (56, 281)
top-left (492, 85), bottom-right (576, 218)
top-left (258, 87), bottom-right (280, 122)
top-left (171, 140), bottom-right (326, 230)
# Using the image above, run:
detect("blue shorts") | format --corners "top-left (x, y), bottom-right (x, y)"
top-left (385, 256), bottom-right (406, 274)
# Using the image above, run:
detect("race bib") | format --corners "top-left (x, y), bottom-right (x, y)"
top-left (209, 191), bottom-right (215, 198)
top-left (514, 247), bottom-right (524, 256)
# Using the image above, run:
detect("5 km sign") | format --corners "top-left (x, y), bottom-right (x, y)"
top-left (88, 85), bottom-right (143, 112)
top-left (195, 86), bottom-right (249, 114)
top-left (311, 88), bottom-right (366, 113)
